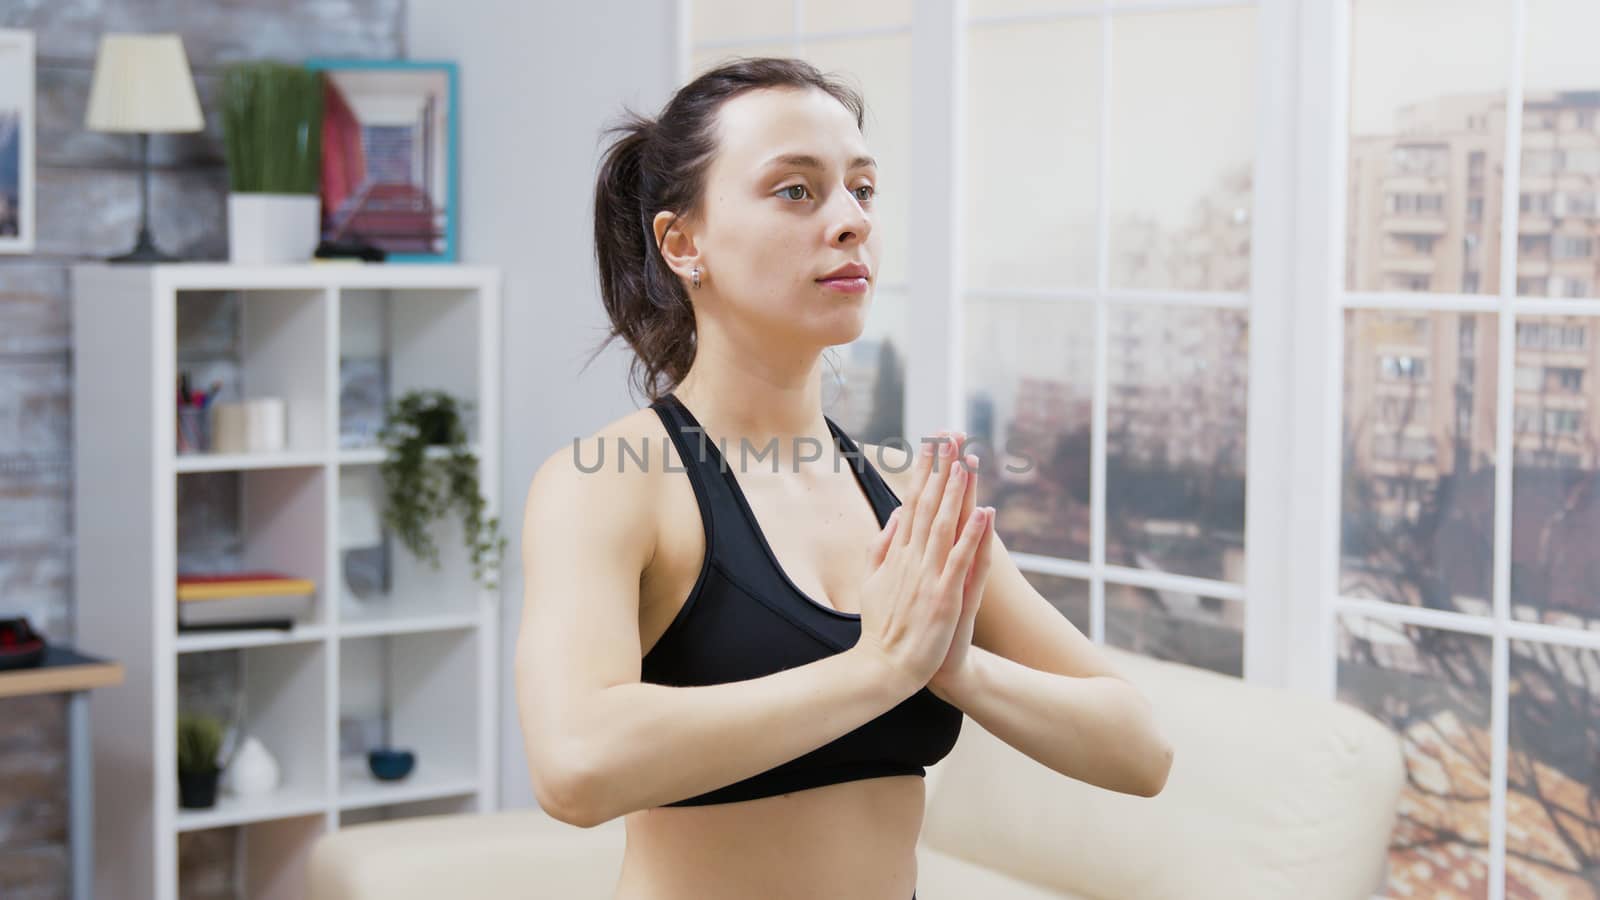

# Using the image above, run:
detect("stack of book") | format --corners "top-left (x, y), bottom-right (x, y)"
top-left (176, 571), bottom-right (317, 632)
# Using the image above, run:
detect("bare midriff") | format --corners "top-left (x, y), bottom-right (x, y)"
top-left (610, 775), bottom-right (924, 900)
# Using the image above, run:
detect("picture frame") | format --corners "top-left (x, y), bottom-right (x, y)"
top-left (0, 29), bottom-right (36, 255)
top-left (303, 58), bottom-right (458, 263)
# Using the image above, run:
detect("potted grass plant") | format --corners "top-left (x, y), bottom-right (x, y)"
top-left (220, 60), bottom-right (324, 263)
top-left (177, 711), bottom-right (226, 809)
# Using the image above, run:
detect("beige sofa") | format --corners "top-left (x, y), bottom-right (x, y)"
top-left (308, 647), bottom-right (1406, 899)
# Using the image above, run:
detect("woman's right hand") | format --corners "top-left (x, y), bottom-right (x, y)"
top-left (853, 432), bottom-right (993, 695)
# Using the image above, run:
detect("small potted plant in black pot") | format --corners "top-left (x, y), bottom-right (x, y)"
top-left (177, 711), bottom-right (225, 809)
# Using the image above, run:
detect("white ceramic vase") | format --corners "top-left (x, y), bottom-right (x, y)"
top-left (224, 735), bottom-right (280, 797)
top-left (227, 193), bottom-right (320, 264)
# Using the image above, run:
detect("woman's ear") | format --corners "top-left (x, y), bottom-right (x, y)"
top-left (653, 209), bottom-right (701, 284)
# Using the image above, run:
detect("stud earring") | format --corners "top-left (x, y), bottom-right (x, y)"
top-left (691, 265), bottom-right (702, 289)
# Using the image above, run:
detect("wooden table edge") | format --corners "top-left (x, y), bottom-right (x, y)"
top-left (0, 661), bottom-right (125, 700)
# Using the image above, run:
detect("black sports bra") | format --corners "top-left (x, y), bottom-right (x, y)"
top-left (640, 391), bottom-right (964, 807)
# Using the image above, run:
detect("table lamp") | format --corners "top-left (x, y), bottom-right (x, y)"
top-left (84, 33), bottom-right (204, 263)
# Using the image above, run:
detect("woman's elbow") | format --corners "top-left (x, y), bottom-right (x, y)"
top-left (528, 732), bottom-right (609, 828)
top-left (1133, 734), bottom-right (1174, 798)
top-left (533, 755), bottom-right (605, 828)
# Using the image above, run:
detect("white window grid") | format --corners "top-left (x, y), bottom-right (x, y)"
top-left (1321, 2), bottom-right (1600, 897)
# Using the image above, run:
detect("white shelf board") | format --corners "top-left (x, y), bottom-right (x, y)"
top-left (337, 606), bottom-right (481, 638)
top-left (337, 757), bottom-right (480, 811)
top-left (174, 785), bottom-right (328, 832)
top-left (175, 624), bottom-right (330, 654)
top-left (146, 262), bottom-right (500, 292)
top-left (337, 443), bottom-right (480, 466)
top-left (174, 450), bottom-right (328, 473)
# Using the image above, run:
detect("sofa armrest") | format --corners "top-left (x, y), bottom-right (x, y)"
top-left (921, 646), bottom-right (1406, 900)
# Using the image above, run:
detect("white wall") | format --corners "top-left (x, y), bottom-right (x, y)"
top-left (406, 0), bottom-right (681, 809)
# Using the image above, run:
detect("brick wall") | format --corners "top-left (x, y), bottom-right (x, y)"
top-left (0, 2), bottom-right (404, 895)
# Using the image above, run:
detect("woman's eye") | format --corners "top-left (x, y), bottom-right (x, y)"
top-left (777, 184), bottom-right (875, 202)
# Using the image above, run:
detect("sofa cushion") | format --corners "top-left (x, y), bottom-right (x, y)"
top-left (915, 845), bottom-right (1090, 899)
top-left (918, 647), bottom-right (1405, 900)
top-left (307, 809), bottom-right (627, 900)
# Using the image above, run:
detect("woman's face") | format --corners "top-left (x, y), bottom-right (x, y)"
top-left (665, 86), bottom-right (881, 349)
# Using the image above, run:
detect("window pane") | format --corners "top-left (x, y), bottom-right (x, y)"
top-left (823, 287), bottom-right (906, 444)
top-left (1518, 0), bottom-right (1600, 300)
top-left (1108, 8), bottom-right (1254, 292)
top-left (964, 296), bottom-right (1094, 561)
top-left (1021, 571), bottom-right (1089, 635)
top-left (803, 0), bottom-right (911, 34)
top-left (965, 18), bottom-right (1100, 291)
top-left (1510, 314), bottom-right (1598, 627)
top-left (1507, 640), bottom-right (1600, 897)
top-left (689, 44), bottom-right (794, 81)
top-left (1337, 615), bottom-right (1493, 899)
top-left (1345, 0), bottom-right (1509, 295)
top-left (1340, 310), bottom-right (1499, 612)
top-left (800, 35), bottom-right (912, 284)
top-left (967, 0), bottom-right (1098, 18)
top-left (1106, 304), bottom-right (1247, 582)
top-left (1107, 581), bottom-right (1241, 677)
top-left (690, 0), bottom-right (793, 45)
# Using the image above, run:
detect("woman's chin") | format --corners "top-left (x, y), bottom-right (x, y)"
top-left (818, 316), bottom-right (869, 347)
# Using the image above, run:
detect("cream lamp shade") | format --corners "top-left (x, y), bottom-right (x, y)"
top-left (84, 33), bottom-right (204, 133)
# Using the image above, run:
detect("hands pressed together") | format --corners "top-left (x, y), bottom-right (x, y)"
top-left (854, 430), bottom-right (996, 701)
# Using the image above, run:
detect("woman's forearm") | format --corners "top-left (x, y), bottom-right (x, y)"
top-left (940, 645), bottom-right (1173, 797)
top-left (556, 646), bottom-right (914, 825)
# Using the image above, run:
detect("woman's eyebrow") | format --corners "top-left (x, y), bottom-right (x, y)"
top-left (760, 153), bottom-right (877, 172)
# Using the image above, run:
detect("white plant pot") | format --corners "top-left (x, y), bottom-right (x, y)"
top-left (227, 193), bottom-right (320, 264)
top-left (224, 735), bottom-right (280, 797)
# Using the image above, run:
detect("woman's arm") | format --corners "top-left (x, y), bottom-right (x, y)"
top-left (935, 646), bottom-right (1172, 797)
top-left (514, 437), bottom-right (919, 828)
top-left (868, 437), bottom-right (1173, 797)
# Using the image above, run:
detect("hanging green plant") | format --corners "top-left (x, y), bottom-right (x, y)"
top-left (377, 389), bottom-right (506, 591)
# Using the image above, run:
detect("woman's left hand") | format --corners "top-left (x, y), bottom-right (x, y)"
top-left (927, 431), bottom-right (994, 701)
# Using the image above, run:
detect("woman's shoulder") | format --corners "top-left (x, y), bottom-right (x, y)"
top-left (525, 406), bottom-right (678, 529)
top-left (528, 405), bottom-right (671, 501)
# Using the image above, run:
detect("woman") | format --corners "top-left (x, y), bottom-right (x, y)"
top-left (517, 57), bottom-right (1174, 900)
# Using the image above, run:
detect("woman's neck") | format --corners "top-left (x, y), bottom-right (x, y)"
top-left (672, 367), bottom-right (834, 468)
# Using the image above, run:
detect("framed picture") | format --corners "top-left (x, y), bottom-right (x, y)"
top-left (303, 58), bottom-right (458, 263)
top-left (0, 29), bottom-right (35, 254)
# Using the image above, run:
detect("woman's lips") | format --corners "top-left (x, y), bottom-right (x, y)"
top-left (816, 277), bottom-right (870, 293)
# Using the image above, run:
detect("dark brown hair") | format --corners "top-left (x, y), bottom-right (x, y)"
top-left (586, 56), bottom-right (867, 404)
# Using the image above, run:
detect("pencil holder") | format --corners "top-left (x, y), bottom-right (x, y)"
top-left (177, 406), bottom-right (211, 454)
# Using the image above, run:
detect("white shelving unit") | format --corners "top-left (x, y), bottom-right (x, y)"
top-left (71, 263), bottom-right (502, 900)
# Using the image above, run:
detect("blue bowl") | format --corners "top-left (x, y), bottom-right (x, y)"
top-left (367, 748), bottom-right (415, 781)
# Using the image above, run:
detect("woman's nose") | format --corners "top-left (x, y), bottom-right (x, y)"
top-left (830, 195), bottom-right (870, 244)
